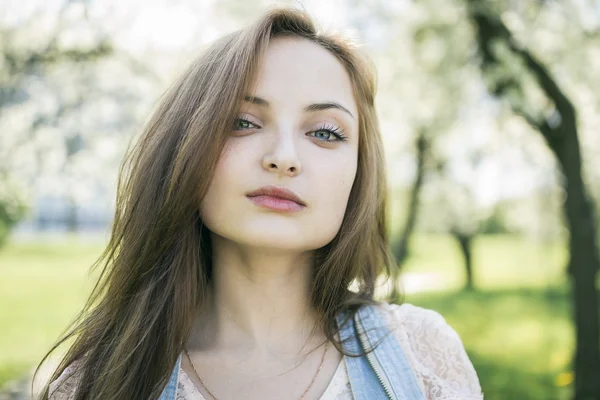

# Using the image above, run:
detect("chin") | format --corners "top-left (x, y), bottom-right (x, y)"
top-left (222, 230), bottom-right (318, 251)
top-left (208, 219), bottom-right (338, 251)
top-left (242, 235), bottom-right (314, 251)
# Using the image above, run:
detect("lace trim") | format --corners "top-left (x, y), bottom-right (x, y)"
top-left (377, 303), bottom-right (484, 399)
top-left (48, 361), bottom-right (82, 400)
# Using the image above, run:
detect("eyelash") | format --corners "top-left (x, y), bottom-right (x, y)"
top-left (312, 123), bottom-right (349, 143)
top-left (233, 118), bottom-right (348, 143)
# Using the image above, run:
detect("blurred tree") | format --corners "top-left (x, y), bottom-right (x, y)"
top-left (378, 0), bottom-right (497, 289)
top-left (0, 0), bottom-right (164, 234)
top-left (366, 0), bottom-right (484, 276)
top-left (0, 1), bottom-right (113, 236)
top-left (435, 156), bottom-right (483, 291)
top-left (466, 0), bottom-right (600, 397)
top-left (390, 130), bottom-right (428, 266)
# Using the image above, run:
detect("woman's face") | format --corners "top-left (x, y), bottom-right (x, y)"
top-left (200, 36), bottom-right (359, 251)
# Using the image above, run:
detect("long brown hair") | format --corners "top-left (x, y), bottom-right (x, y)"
top-left (35, 5), bottom-right (400, 399)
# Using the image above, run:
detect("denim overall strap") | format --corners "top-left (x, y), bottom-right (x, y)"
top-left (158, 354), bottom-right (182, 400)
top-left (336, 304), bottom-right (426, 400)
top-left (336, 308), bottom-right (391, 399)
top-left (355, 304), bottom-right (426, 400)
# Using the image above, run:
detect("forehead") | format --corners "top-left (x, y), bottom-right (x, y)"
top-left (252, 36), bottom-right (358, 115)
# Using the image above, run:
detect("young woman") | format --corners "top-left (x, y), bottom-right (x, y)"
top-left (38, 6), bottom-right (483, 400)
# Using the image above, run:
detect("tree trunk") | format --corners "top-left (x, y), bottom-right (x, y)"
top-left (560, 119), bottom-right (600, 400)
top-left (467, 3), bottom-right (600, 397)
top-left (66, 196), bottom-right (78, 232)
top-left (452, 230), bottom-right (475, 290)
top-left (391, 132), bottom-right (428, 267)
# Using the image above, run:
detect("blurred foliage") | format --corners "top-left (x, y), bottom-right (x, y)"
top-left (0, 4), bottom-right (115, 241)
top-left (0, 176), bottom-right (27, 247)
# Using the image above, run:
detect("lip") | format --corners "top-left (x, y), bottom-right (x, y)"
top-left (246, 185), bottom-right (306, 212)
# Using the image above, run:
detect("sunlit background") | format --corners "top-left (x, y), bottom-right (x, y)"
top-left (1, 0), bottom-right (600, 399)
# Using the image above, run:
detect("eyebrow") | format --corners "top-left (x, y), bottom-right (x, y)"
top-left (244, 95), bottom-right (355, 119)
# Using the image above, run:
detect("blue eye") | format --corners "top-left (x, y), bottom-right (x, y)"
top-left (308, 124), bottom-right (348, 143)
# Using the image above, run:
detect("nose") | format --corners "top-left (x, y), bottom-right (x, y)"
top-left (262, 128), bottom-right (302, 177)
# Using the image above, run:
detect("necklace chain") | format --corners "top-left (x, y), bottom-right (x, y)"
top-left (184, 342), bottom-right (329, 400)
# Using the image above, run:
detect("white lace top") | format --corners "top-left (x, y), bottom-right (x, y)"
top-left (48, 303), bottom-right (484, 399)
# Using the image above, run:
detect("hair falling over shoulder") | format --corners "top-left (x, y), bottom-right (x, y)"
top-left (35, 5), bottom-right (400, 399)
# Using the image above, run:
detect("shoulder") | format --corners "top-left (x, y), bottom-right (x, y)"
top-left (372, 301), bottom-right (456, 338)
top-left (370, 302), bottom-right (468, 358)
top-left (48, 360), bottom-right (83, 400)
top-left (371, 301), bottom-right (484, 399)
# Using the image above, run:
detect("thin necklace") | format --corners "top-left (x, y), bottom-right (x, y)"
top-left (184, 342), bottom-right (329, 400)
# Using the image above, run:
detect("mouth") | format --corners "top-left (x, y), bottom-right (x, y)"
top-left (246, 195), bottom-right (306, 212)
top-left (245, 185), bottom-right (306, 212)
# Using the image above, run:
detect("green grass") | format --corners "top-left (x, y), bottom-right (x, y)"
top-left (0, 233), bottom-right (576, 398)
top-left (395, 234), bottom-right (574, 399)
top-left (401, 233), bottom-right (568, 290)
top-left (404, 288), bottom-right (574, 400)
top-left (0, 236), bottom-right (104, 388)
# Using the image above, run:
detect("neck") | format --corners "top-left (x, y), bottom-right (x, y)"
top-left (189, 232), bottom-right (323, 357)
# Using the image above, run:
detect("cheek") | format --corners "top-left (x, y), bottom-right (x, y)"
top-left (198, 146), bottom-right (240, 223)
top-left (309, 156), bottom-right (357, 237)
